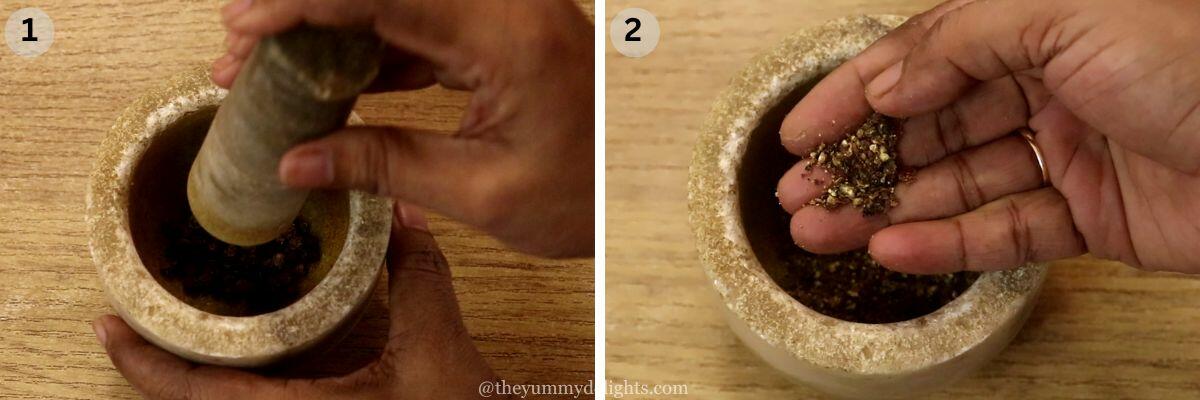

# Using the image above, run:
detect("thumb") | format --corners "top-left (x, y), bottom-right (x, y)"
top-left (384, 202), bottom-right (465, 336)
top-left (279, 126), bottom-right (497, 225)
top-left (377, 203), bottom-right (499, 395)
top-left (93, 315), bottom-right (319, 400)
top-left (864, 0), bottom-right (1065, 117)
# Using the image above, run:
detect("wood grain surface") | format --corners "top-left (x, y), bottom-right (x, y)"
top-left (0, 1), bottom-right (594, 398)
top-left (605, 1), bottom-right (1200, 399)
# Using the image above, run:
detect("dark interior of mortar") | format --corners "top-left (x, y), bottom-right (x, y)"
top-left (128, 107), bottom-right (349, 317)
top-left (738, 78), bottom-right (978, 324)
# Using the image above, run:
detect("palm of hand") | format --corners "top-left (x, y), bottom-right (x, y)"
top-left (1047, 119), bottom-right (1200, 273)
top-left (1032, 3), bottom-right (1200, 272)
top-left (777, 0), bottom-right (1200, 273)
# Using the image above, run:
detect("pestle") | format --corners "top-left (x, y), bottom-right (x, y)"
top-left (187, 26), bottom-right (382, 246)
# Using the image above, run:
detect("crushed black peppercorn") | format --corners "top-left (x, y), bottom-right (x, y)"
top-left (805, 113), bottom-right (913, 215)
top-left (160, 216), bottom-right (321, 315)
top-left (770, 113), bottom-right (976, 323)
top-left (778, 248), bottom-right (979, 323)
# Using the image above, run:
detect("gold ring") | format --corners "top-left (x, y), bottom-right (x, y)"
top-left (1019, 129), bottom-right (1049, 186)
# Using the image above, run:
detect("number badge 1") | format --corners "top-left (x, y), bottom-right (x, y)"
top-left (6, 8), bottom-right (54, 58)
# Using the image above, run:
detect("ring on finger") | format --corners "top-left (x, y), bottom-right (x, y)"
top-left (1018, 129), bottom-right (1049, 186)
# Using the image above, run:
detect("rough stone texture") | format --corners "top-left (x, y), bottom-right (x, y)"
top-left (187, 27), bottom-right (382, 247)
top-left (687, 14), bottom-right (1048, 392)
top-left (86, 66), bottom-right (392, 367)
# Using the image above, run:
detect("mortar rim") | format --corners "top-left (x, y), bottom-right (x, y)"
top-left (86, 67), bottom-right (392, 367)
top-left (687, 14), bottom-right (1049, 375)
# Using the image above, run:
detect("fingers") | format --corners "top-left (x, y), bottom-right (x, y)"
top-left (278, 126), bottom-right (502, 227)
top-left (865, 0), bottom-right (1066, 117)
top-left (211, 54), bottom-right (239, 88)
top-left (779, 0), bottom-right (977, 155)
top-left (862, 0), bottom-right (1200, 172)
top-left (220, 0), bottom-right (471, 66)
top-left (785, 134), bottom-right (1046, 253)
top-left (790, 206), bottom-right (888, 253)
top-left (869, 188), bottom-right (1086, 273)
top-left (211, 31), bottom-right (258, 88)
top-left (384, 202), bottom-right (460, 331)
top-left (387, 202), bottom-right (451, 284)
top-left (889, 135), bottom-right (1045, 222)
top-left (370, 202), bottom-right (498, 400)
top-left (221, 0), bottom-right (381, 36)
top-left (94, 208), bottom-right (473, 399)
top-left (776, 75), bottom-right (1037, 211)
top-left (362, 49), bottom-right (437, 93)
top-left (226, 32), bottom-right (256, 59)
top-left (212, 45), bottom-right (435, 92)
top-left (382, 203), bottom-right (472, 358)
top-left (93, 315), bottom-right (311, 400)
top-left (211, 26), bottom-right (435, 92)
top-left (895, 75), bottom-right (1041, 167)
top-left (776, 160), bottom-right (832, 213)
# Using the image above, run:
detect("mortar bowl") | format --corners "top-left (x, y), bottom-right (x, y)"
top-left (687, 15), bottom-right (1048, 399)
top-left (87, 67), bottom-right (392, 367)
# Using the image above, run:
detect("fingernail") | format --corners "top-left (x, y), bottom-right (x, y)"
top-left (280, 146), bottom-right (334, 188)
top-left (781, 129), bottom-right (806, 145)
top-left (221, 0), bottom-right (253, 21)
top-left (92, 319), bottom-right (108, 347)
top-left (867, 61), bottom-right (903, 98)
top-left (397, 204), bottom-right (430, 232)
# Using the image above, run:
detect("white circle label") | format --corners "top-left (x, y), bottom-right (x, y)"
top-left (6, 8), bottom-right (54, 58)
top-left (609, 8), bottom-right (659, 58)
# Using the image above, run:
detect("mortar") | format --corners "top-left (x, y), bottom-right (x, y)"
top-left (87, 67), bottom-right (392, 367)
top-left (688, 15), bottom-right (1048, 399)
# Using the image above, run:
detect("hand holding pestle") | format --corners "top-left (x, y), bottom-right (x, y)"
top-left (188, 25), bottom-right (382, 246)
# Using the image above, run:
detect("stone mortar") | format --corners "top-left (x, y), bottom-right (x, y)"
top-left (87, 66), bottom-right (393, 367)
top-left (688, 15), bottom-right (1048, 399)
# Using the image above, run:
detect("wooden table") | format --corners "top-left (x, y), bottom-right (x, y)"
top-left (605, 1), bottom-right (1200, 398)
top-left (0, 1), bottom-right (594, 398)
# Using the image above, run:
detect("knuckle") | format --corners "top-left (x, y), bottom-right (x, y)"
top-left (907, 0), bottom-right (962, 32)
top-left (952, 217), bottom-right (972, 270)
top-left (922, 12), bottom-right (953, 46)
top-left (949, 153), bottom-right (985, 210)
top-left (934, 106), bottom-right (966, 154)
top-left (920, 7), bottom-right (971, 60)
top-left (1003, 197), bottom-right (1034, 263)
top-left (341, 130), bottom-right (399, 197)
top-left (366, 133), bottom-right (396, 196)
top-left (403, 249), bottom-right (446, 270)
top-left (462, 170), bottom-right (525, 232)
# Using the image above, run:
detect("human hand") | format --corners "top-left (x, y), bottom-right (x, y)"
top-left (93, 204), bottom-right (502, 399)
top-left (213, 0), bottom-right (595, 258)
top-left (777, 0), bottom-right (1200, 273)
